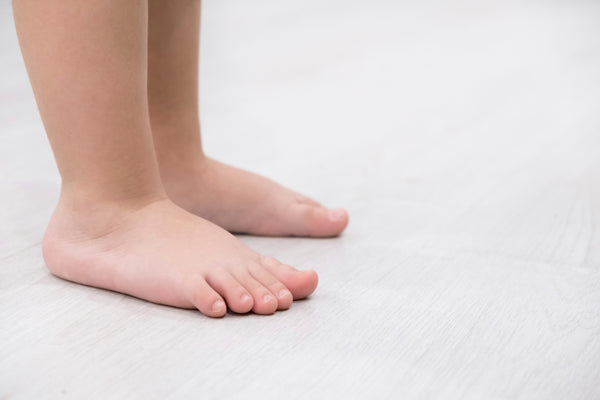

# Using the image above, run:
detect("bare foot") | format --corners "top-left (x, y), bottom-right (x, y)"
top-left (42, 197), bottom-right (318, 317)
top-left (159, 157), bottom-right (349, 237)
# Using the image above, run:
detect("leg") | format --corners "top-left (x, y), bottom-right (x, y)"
top-left (13, 0), bottom-right (317, 317)
top-left (147, 0), bottom-right (349, 237)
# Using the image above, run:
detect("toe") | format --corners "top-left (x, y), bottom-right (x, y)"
top-left (234, 269), bottom-right (279, 314)
top-left (248, 262), bottom-right (293, 310)
top-left (287, 204), bottom-right (349, 237)
top-left (186, 276), bottom-right (228, 318)
top-left (261, 256), bottom-right (319, 300)
top-left (294, 193), bottom-right (322, 208)
top-left (205, 270), bottom-right (254, 314)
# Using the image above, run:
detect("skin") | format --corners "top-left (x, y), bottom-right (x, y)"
top-left (12, 0), bottom-right (346, 317)
top-left (146, 0), bottom-right (349, 236)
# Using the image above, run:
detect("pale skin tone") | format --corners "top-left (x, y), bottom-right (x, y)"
top-left (12, 0), bottom-right (348, 317)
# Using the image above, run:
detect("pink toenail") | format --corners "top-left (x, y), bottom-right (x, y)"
top-left (328, 208), bottom-right (345, 221)
top-left (263, 294), bottom-right (274, 303)
top-left (212, 300), bottom-right (225, 313)
top-left (278, 289), bottom-right (290, 298)
top-left (241, 294), bottom-right (251, 303)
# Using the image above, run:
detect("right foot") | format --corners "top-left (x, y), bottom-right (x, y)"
top-left (42, 198), bottom-right (318, 317)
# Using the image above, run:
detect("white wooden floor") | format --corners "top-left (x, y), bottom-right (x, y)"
top-left (1, 1), bottom-right (600, 399)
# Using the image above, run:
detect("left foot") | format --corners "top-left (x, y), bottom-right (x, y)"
top-left (159, 156), bottom-right (349, 237)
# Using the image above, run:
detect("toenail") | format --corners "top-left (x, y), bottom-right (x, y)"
top-left (263, 294), bottom-right (275, 303)
top-left (328, 208), bottom-right (345, 221)
top-left (278, 289), bottom-right (290, 298)
top-left (212, 300), bottom-right (226, 313)
top-left (241, 293), bottom-right (251, 303)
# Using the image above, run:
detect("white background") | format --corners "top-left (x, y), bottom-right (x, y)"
top-left (1, 0), bottom-right (599, 398)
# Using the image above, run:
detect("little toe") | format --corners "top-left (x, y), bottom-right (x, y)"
top-left (261, 256), bottom-right (319, 300)
top-left (205, 270), bottom-right (254, 314)
top-left (186, 276), bottom-right (228, 318)
top-left (235, 270), bottom-right (279, 314)
top-left (287, 203), bottom-right (349, 237)
top-left (248, 262), bottom-right (293, 310)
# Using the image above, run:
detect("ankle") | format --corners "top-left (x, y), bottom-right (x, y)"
top-left (150, 115), bottom-right (206, 174)
top-left (46, 189), bottom-right (168, 243)
top-left (156, 144), bottom-right (208, 180)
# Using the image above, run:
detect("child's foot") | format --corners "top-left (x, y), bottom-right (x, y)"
top-left (159, 157), bottom-right (349, 237)
top-left (42, 197), bottom-right (318, 317)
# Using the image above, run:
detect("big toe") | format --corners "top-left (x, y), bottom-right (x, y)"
top-left (286, 204), bottom-right (349, 237)
top-left (261, 257), bottom-right (319, 300)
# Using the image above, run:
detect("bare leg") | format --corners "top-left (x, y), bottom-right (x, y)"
top-left (13, 0), bottom-right (317, 317)
top-left (147, 0), bottom-right (349, 237)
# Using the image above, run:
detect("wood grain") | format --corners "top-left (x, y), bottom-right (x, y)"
top-left (1, 0), bottom-right (599, 398)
